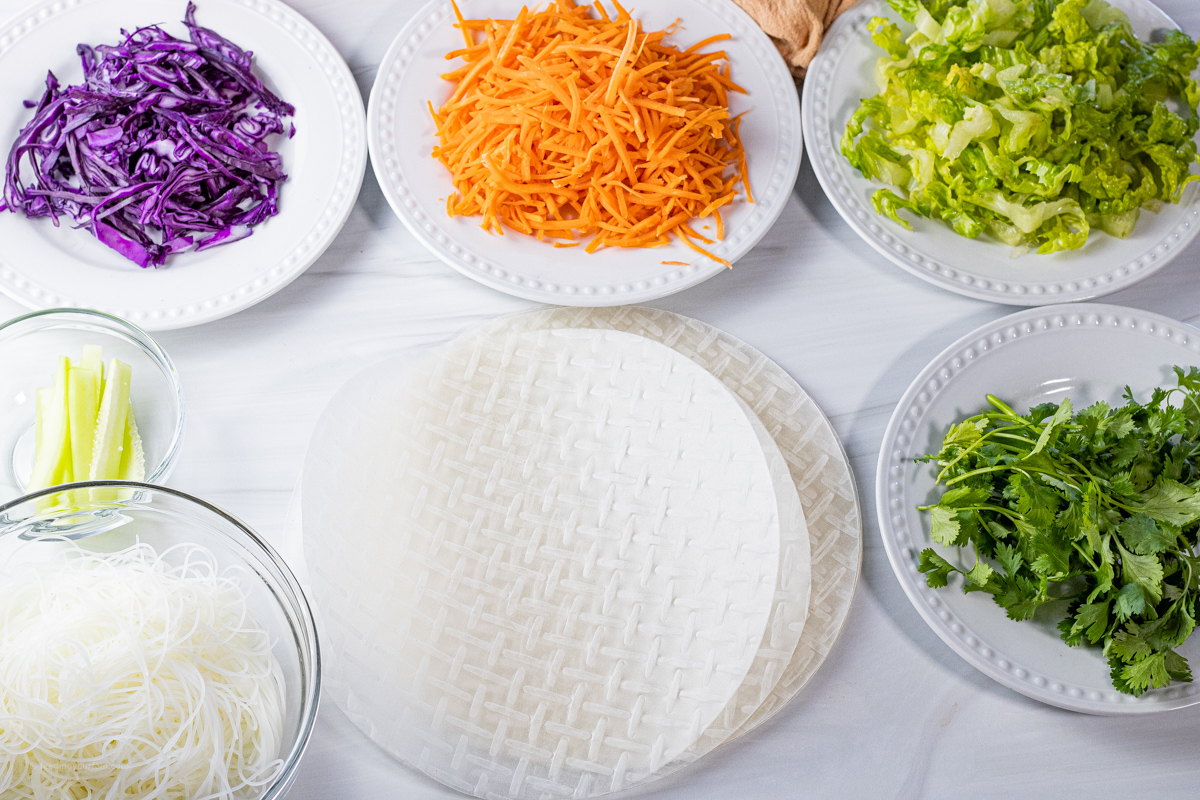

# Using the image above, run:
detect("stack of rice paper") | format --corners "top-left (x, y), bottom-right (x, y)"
top-left (299, 307), bottom-right (863, 799)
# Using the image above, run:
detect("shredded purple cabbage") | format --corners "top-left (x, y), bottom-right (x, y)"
top-left (1, 2), bottom-right (295, 267)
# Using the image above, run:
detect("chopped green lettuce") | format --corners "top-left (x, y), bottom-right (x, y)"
top-left (841, 0), bottom-right (1200, 253)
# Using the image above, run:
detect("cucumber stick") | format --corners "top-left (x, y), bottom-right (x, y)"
top-left (68, 366), bottom-right (99, 481)
top-left (79, 345), bottom-right (103, 383)
top-left (26, 357), bottom-right (71, 491)
top-left (79, 344), bottom-right (104, 408)
top-left (118, 410), bottom-right (145, 481)
top-left (89, 358), bottom-right (132, 480)
top-left (27, 348), bottom-right (146, 496)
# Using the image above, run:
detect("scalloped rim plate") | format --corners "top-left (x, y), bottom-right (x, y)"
top-left (0, 0), bottom-right (367, 330)
top-left (803, 0), bottom-right (1200, 306)
top-left (367, 0), bottom-right (802, 305)
top-left (877, 303), bottom-right (1200, 714)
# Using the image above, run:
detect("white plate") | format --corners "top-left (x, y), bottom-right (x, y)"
top-left (803, 0), bottom-right (1200, 305)
top-left (367, 0), bottom-right (802, 305)
top-left (0, 0), bottom-right (367, 330)
top-left (877, 303), bottom-right (1200, 714)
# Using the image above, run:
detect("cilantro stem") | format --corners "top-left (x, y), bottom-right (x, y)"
top-left (1071, 541), bottom-right (1098, 571)
top-left (1053, 452), bottom-right (1101, 483)
top-left (989, 431), bottom-right (1037, 446)
top-left (934, 425), bottom-right (1044, 483)
top-left (986, 395), bottom-right (1022, 419)
top-left (944, 463), bottom-right (1084, 491)
top-left (917, 502), bottom-right (1023, 523)
top-left (953, 426), bottom-right (1105, 486)
top-left (933, 417), bottom-right (995, 482)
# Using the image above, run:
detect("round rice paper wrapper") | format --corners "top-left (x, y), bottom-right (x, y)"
top-left (303, 325), bottom-right (783, 799)
top-left (479, 307), bottom-right (863, 747)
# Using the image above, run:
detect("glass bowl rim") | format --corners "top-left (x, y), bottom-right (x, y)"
top-left (0, 480), bottom-right (322, 799)
top-left (0, 307), bottom-right (186, 485)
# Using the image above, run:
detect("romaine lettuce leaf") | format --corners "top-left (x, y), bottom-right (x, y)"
top-left (843, 0), bottom-right (1200, 254)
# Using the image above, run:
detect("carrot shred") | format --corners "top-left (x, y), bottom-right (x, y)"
top-left (431, 0), bottom-right (751, 263)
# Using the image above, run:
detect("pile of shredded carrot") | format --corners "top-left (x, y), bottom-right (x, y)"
top-left (429, 0), bottom-right (752, 267)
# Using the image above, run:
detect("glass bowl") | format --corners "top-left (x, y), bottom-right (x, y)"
top-left (0, 308), bottom-right (184, 503)
top-left (0, 482), bottom-right (321, 799)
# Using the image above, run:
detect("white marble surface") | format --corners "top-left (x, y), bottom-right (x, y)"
top-left (3, 0), bottom-right (1200, 796)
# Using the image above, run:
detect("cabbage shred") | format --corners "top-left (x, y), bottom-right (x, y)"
top-left (841, 0), bottom-right (1200, 254)
top-left (1, 2), bottom-right (295, 267)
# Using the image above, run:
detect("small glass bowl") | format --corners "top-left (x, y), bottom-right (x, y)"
top-left (0, 308), bottom-right (184, 503)
top-left (0, 482), bottom-right (321, 799)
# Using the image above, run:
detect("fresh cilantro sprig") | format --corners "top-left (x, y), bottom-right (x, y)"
top-left (917, 366), bottom-right (1200, 695)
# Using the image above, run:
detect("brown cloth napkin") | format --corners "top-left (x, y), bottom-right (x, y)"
top-left (733, 0), bottom-right (861, 78)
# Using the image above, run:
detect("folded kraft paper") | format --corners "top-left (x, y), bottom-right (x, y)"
top-left (735, 0), bottom-right (861, 76)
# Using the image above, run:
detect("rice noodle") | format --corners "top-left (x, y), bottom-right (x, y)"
top-left (0, 542), bottom-right (286, 799)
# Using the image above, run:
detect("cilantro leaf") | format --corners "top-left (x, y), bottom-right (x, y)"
top-left (942, 418), bottom-right (987, 450)
top-left (1076, 601), bottom-right (1111, 645)
top-left (1141, 605), bottom-right (1197, 651)
top-left (995, 573), bottom-right (1046, 621)
top-left (1110, 626), bottom-right (1153, 662)
top-left (1076, 402), bottom-right (1111, 445)
top-left (929, 505), bottom-right (963, 547)
top-left (1109, 655), bottom-right (1136, 696)
top-left (1118, 542), bottom-right (1165, 605)
top-left (966, 560), bottom-right (995, 589)
top-left (1117, 513), bottom-right (1177, 555)
top-left (1087, 561), bottom-right (1115, 604)
top-left (1165, 650), bottom-right (1194, 683)
top-left (1114, 582), bottom-right (1146, 622)
top-left (1135, 479), bottom-right (1200, 527)
top-left (1029, 530), bottom-right (1072, 580)
top-left (1063, 600), bottom-right (1109, 647)
top-left (994, 541), bottom-right (1022, 577)
top-left (1119, 651), bottom-right (1172, 696)
top-left (1079, 481), bottom-right (1102, 555)
top-left (940, 486), bottom-right (991, 508)
top-left (1106, 470), bottom-right (1139, 497)
top-left (1174, 366), bottom-right (1200, 394)
top-left (1030, 398), bottom-right (1073, 456)
top-left (918, 549), bottom-right (957, 588)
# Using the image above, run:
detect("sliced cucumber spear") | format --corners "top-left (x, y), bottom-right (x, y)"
top-left (118, 411), bottom-right (145, 481)
top-left (27, 347), bottom-right (146, 499)
top-left (79, 344), bottom-right (104, 404)
top-left (68, 365), bottom-right (100, 482)
top-left (89, 358), bottom-right (132, 480)
top-left (27, 357), bottom-right (72, 492)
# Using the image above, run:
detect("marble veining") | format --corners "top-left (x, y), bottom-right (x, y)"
top-left (0, 0), bottom-right (1197, 796)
